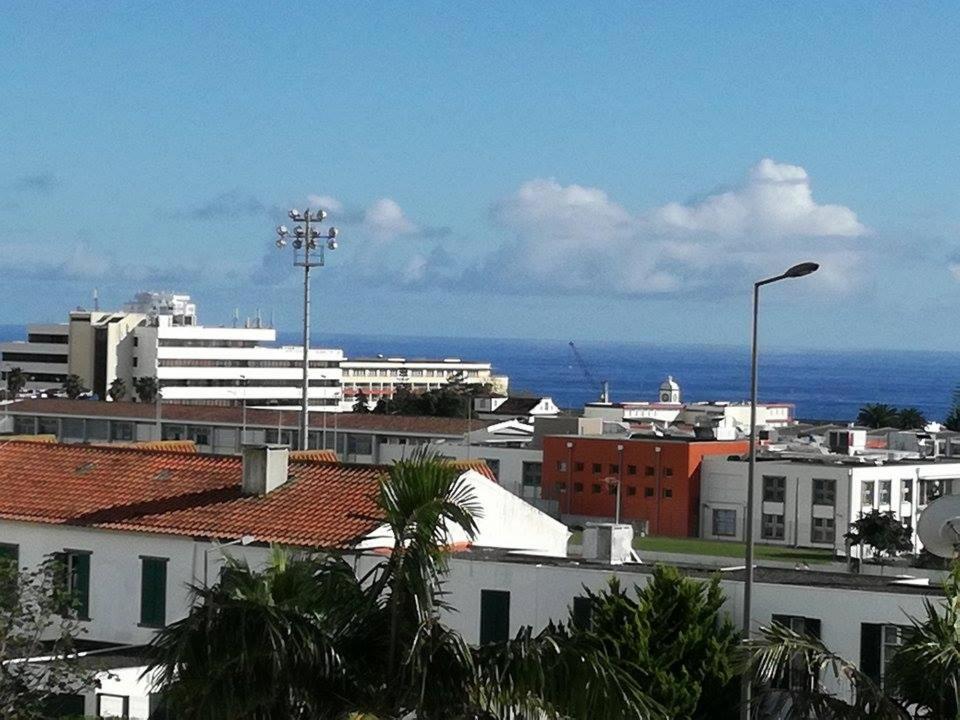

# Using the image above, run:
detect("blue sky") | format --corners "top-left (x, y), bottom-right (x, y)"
top-left (2, 2), bottom-right (960, 350)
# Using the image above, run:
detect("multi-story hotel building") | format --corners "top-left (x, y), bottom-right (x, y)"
top-left (0, 323), bottom-right (71, 392)
top-left (2, 293), bottom-right (347, 410)
top-left (341, 356), bottom-right (508, 402)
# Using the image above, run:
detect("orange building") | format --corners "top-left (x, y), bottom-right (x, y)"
top-left (541, 435), bottom-right (749, 537)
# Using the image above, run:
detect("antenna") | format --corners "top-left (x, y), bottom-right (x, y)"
top-left (232, 308), bottom-right (239, 328)
top-left (916, 495), bottom-right (960, 558)
top-left (93, 288), bottom-right (99, 311)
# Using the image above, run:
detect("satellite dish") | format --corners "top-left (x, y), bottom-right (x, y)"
top-left (916, 495), bottom-right (960, 558)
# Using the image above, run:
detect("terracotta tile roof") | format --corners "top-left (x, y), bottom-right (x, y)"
top-left (8, 399), bottom-right (493, 436)
top-left (0, 441), bottom-right (385, 548)
top-left (445, 459), bottom-right (497, 482)
top-left (289, 449), bottom-right (339, 463)
top-left (95, 440), bottom-right (199, 453)
top-left (2, 434), bottom-right (57, 443)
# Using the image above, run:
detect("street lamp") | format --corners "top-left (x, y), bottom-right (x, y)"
top-left (740, 261), bottom-right (819, 719)
top-left (274, 209), bottom-right (341, 451)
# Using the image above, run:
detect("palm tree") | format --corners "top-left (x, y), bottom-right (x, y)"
top-left (748, 565), bottom-right (960, 718)
top-left (146, 451), bottom-right (657, 719)
top-left (5, 367), bottom-right (26, 397)
top-left (107, 377), bottom-right (127, 402)
top-left (62, 374), bottom-right (88, 400)
top-left (896, 407), bottom-right (927, 430)
top-left (134, 376), bottom-right (159, 403)
top-left (857, 403), bottom-right (900, 429)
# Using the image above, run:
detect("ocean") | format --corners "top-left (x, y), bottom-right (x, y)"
top-left (2, 324), bottom-right (957, 422)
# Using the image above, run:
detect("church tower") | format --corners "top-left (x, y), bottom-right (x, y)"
top-left (659, 375), bottom-right (681, 404)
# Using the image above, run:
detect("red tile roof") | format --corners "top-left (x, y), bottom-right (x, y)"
top-left (8, 399), bottom-right (492, 436)
top-left (0, 441), bottom-right (384, 548)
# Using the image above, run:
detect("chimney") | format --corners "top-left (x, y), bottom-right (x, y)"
top-left (242, 445), bottom-right (290, 496)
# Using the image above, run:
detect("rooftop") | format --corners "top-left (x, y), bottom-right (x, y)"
top-left (0, 441), bottom-right (384, 547)
top-left (8, 399), bottom-right (494, 436)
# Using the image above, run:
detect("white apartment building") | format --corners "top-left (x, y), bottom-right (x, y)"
top-left (700, 454), bottom-right (960, 557)
top-left (342, 356), bottom-right (509, 403)
top-left (1, 292), bottom-right (350, 410)
top-left (0, 323), bottom-right (70, 392)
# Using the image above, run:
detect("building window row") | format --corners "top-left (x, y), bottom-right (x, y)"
top-left (158, 339), bottom-right (260, 348)
top-left (1, 351), bottom-right (69, 364)
top-left (159, 379), bottom-right (339, 388)
top-left (563, 463), bottom-right (670, 477)
top-left (26, 333), bottom-right (69, 344)
top-left (158, 359), bottom-right (339, 369)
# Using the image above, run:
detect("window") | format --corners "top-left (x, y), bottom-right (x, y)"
top-left (556, 460), bottom-right (567, 472)
top-left (56, 551), bottom-right (91, 620)
top-left (881, 625), bottom-right (907, 686)
top-left (879, 480), bottom-right (891, 505)
top-left (574, 462), bottom-right (584, 472)
top-left (901, 479), bottom-right (913, 503)
top-left (811, 516), bottom-right (835, 544)
top-left (187, 426), bottom-right (210, 446)
top-left (608, 484), bottom-right (617, 495)
top-left (346, 434), bottom-right (373, 456)
top-left (38, 417), bottom-right (59, 435)
top-left (133, 336), bottom-right (139, 347)
top-left (812, 478), bottom-right (836, 506)
top-left (573, 482), bottom-right (584, 493)
top-left (923, 479), bottom-right (949, 504)
top-left (772, 615), bottom-right (821, 690)
top-left (13, 416), bottom-right (36, 434)
top-left (627, 485), bottom-right (637, 496)
top-left (572, 596), bottom-right (592, 630)
top-left (592, 463), bottom-right (602, 474)
top-left (713, 509), bottom-right (737, 536)
top-left (663, 488), bottom-right (673, 498)
top-left (644, 466), bottom-right (655, 476)
top-left (591, 483), bottom-right (602, 494)
top-left (162, 424), bottom-right (185, 441)
top-left (861, 623), bottom-right (910, 688)
top-left (663, 467), bottom-right (674, 477)
top-left (861, 481), bottom-right (875, 507)
top-left (609, 463), bottom-right (619, 474)
top-left (555, 481), bottom-right (566, 492)
top-left (132, 356), bottom-right (138, 367)
top-left (521, 462), bottom-right (542, 487)
top-left (97, 694), bottom-right (129, 718)
top-left (761, 513), bottom-right (785, 540)
top-left (762, 476), bottom-right (786, 502)
top-left (140, 557), bottom-right (168, 627)
top-left (627, 464), bottom-right (637, 475)
top-left (482, 458), bottom-right (500, 481)
top-left (110, 421), bottom-right (134, 441)
top-left (479, 590), bottom-right (510, 644)
top-left (644, 487), bottom-right (654, 497)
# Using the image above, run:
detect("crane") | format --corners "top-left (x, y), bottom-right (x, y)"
top-left (568, 341), bottom-right (610, 403)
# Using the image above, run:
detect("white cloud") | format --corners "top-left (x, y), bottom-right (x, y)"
top-left (950, 263), bottom-right (960, 282)
top-left (653, 158), bottom-right (866, 239)
top-left (482, 159), bottom-right (868, 297)
top-left (306, 194), bottom-right (344, 214)
top-left (363, 198), bottom-right (418, 240)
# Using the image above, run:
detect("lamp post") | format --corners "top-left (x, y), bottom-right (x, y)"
top-left (740, 261), bottom-right (819, 720)
top-left (616, 443), bottom-right (624, 524)
top-left (274, 210), bottom-right (340, 451)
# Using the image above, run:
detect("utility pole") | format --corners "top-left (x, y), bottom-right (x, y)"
top-left (274, 210), bottom-right (340, 450)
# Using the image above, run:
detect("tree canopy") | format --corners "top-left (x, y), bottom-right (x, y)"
top-left (844, 509), bottom-right (913, 562)
top-left (372, 382), bottom-right (491, 418)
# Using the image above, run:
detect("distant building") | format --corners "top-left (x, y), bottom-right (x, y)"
top-left (473, 395), bottom-right (560, 421)
top-left (341, 356), bottom-right (508, 402)
top-left (540, 434), bottom-right (749, 537)
top-left (0, 323), bottom-right (70, 392)
top-left (701, 453), bottom-right (960, 557)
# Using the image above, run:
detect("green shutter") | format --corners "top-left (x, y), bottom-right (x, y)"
top-left (140, 558), bottom-right (167, 627)
top-left (479, 590), bottom-right (510, 645)
top-left (71, 553), bottom-right (90, 619)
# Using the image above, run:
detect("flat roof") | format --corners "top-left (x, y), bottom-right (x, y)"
top-left (7, 399), bottom-right (494, 437)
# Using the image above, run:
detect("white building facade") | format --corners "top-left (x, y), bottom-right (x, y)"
top-left (701, 455), bottom-right (960, 557)
top-left (342, 357), bottom-right (509, 403)
top-left (0, 323), bottom-right (70, 393)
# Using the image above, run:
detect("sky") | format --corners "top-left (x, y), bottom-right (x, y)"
top-left (2, 2), bottom-right (960, 351)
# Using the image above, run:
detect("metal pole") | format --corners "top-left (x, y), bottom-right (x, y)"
top-left (240, 375), bottom-right (247, 446)
top-left (616, 444), bottom-right (624, 524)
top-left (740, 281), bottom-right (761, 720)
top-left (300, 214), bottom-right (311, 451)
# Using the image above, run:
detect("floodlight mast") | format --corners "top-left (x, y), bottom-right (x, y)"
top-left (274, 210), bottom-right (341, 450)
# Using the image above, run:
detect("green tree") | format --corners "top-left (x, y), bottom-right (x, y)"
top-left (944, 387), bottom-right (960, 432)
top-left (5, 368), bottom-right (26, 397)
top-left (857, 403), bottom-right (900, 429)
top-left (146, 451), bottom-right (656, 720)
top-left (133, 376), bottom-right (160, 403)
top-left (352, 389), bottom-right (371, 413)
top-left (62, 374), bottom-right (88, 400)
top-left (107, 377), bottom-right (127, 402)
top-left (896, 407), bottom-right (927, 430)
top-left (845, 510), bottom-right (913, 563)
top-left (0, 557), bottom-right (101, 719)
top-left (571, 569), bottom-right (740, 719)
